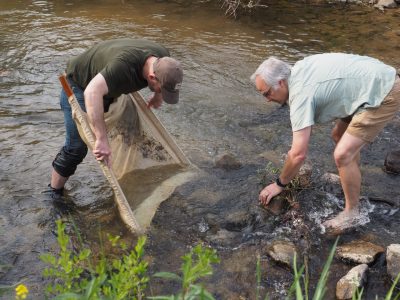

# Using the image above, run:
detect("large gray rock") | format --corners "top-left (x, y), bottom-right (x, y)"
top-left (336, 240), bottom-right (384, 264)
top-left (387, 244), bottom-right (400, 280)
top-left (384, 150), bottom-right (400, 174)
top-left (336, 264), bottom-right (368, 300)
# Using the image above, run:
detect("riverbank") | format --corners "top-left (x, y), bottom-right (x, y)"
top-left (219, 0), bottom-right (400, 18)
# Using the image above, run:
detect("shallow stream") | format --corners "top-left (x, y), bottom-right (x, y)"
top-left (1, 0), bottom-right (399, 298)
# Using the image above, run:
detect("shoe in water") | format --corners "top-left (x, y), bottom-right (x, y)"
top-left (43, 184), bottom-right (64, 201)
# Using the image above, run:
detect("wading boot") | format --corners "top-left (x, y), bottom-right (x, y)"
top-left (43, 184), bottom-right (76, 215)
top-left (44, 184), bottom-right (64, 201)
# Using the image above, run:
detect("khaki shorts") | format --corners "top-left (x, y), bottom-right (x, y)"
top-left (345, 76), bottom-right (400, 143)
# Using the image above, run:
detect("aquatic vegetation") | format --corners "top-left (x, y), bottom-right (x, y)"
top-left (39, 221), bottom-right (400, 299)
top-left (286, 237), bottom-right (339, 300)
top-left (40, 220), bottom-right (218, 300)
top-left (150, 244), bottom-right (220, 300)
top-left (40, 220), bottom-right (148, 299)
top-left (384, 271), bottom-right (400, 300)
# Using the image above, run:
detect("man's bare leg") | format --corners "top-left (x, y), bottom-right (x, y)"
top-left (331, 120), bottom-right (360, 163)
top-left (323, 132), bottom-right (366, 231)
top-left (50, 169), bottom-right (68, 190)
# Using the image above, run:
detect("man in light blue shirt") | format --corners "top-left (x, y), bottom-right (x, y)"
top-left (251, 53), bottom-right (400, 233)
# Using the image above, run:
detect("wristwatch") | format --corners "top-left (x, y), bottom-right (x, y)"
top-left (276, 177), bottom-right (288, 188)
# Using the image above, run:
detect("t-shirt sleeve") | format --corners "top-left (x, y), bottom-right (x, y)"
top-left (289, 94), bottom-right (315, 132)
top-left (100, 58), bottom-right (133, 97)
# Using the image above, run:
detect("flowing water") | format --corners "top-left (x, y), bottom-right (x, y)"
top-left (1, 0), bottom-right (400, 298)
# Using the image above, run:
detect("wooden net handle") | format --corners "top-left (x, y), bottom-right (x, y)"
top-left (59, 74), bottom-right (74, 97)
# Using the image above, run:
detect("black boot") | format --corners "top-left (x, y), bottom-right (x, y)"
top-left (44, 184), bottom-right (64, 200)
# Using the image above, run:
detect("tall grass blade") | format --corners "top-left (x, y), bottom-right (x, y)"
top-left (312, 237), bottom-right (339, 300)
top-left (303, 256), bottom-right (309, 300)
top-left (385, 271), bottom-right (400, 300)
top-left (286, 253), bottom-right (305, 300)
top-left (352, 287), bottom-right (363, 300)
top-left (256, 254), bottom-right (261, 300)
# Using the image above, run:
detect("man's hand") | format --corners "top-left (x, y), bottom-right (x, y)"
top-left (93, 138), bottom-right (112, 167)
top-left (259, 182), bottom-right (283, 206)
top-left (147, 93), bottom-right (163, 109)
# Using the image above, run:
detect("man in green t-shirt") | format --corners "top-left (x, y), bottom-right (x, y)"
top-left (49, 39), bottom-right (183, 199)
top-left (251, 53), bottom-right (400, 233)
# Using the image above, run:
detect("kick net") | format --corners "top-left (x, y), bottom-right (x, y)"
top-left (59, 75), bottom-right (194, 234)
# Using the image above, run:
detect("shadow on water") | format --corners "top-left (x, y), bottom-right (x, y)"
top-left (0, 0), bottom-right (400, 298)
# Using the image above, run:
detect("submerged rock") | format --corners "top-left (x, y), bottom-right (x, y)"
top-left (224, 210), bottom-right (251, 231)
top-left (207, 229), bottom-right (237, 245)
top-left (387, 244), bottom-right (400, 280)
top-left (336, 264), bottom-right (368, 300)
top-left (383, 150), bottom-right (400, 174)
top-left (336, 240), bottom-right (384, 264)
top-left (214, 152), bottom-right (242, 171)
top-left (266, 240), bottom-right (298, 268)
top-left (265, 195), bottom-right (290, 215)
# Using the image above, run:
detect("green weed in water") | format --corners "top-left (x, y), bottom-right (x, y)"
top-left (150, 244), bottom-right (220, 300)
top-left (39, 221), bottom-right (400, 299)
top-left (40, 219), bottom-right (148, 300)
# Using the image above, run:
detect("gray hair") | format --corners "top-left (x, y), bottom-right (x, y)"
top-left (250, 57), bottom-right (291, 89)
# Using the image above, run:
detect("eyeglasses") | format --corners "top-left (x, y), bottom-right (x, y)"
top-left (262, 86), bottom-right (272, 98)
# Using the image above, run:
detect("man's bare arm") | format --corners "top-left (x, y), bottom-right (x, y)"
top-left (259, 126), bottom-right (312, 205)
top-left (84, 73), bottom-right (111, 165)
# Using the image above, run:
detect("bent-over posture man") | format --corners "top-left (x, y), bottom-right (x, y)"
top-left (49, 38), bottom-right (183, 199)
top-left (251, 53), bottom-right (400, 232)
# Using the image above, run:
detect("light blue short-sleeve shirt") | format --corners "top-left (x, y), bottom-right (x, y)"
top-left (288, 53), bottom-right (396, 132)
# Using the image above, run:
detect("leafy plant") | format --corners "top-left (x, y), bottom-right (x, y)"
top-left (40, 221), bottom-right (400, 299)
top-left (41, 220), bottom-right (91, 295)
top-left (150, 244), bottom-right (220, 300)
top-left (41, 220), bottom-right (148, 300)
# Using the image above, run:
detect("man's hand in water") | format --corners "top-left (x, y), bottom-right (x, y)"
top-left (259, 182), bottom-right (283, 206)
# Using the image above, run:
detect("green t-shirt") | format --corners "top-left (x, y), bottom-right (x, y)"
top-left (288, 53), bottom-right (396, 131)
top-left (66, 38), bottom-right (170, 99)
